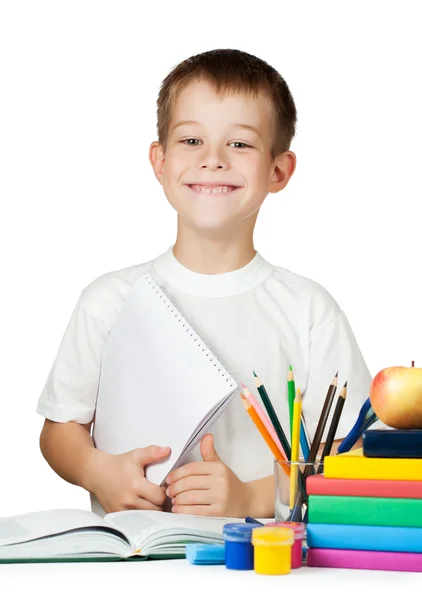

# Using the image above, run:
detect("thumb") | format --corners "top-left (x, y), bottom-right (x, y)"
top-left (200, 434), bottom-right (223, 463)
top-left (130, 445), bottom-right (171, 469)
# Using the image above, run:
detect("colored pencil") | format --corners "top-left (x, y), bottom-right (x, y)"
top-left (288, 366), bottom-right (310, 459)
top-left (290, 388), bottom-right (302, 509)
top-left (253, 371), bottom-right (291, 460)
top-left (303, 372), bottom-right (338, 479)
top-left (287, 365), bottom-right (295, 439)
top-left (241, 383), bottom-right (287, 460)
top-left (245, 516), bottom-right (264, 525)
top-left (317, 382), bottom-right (347, 474)
top-left (240, 393), bottom-right (290, 477)
top-left (300, 416), bottom-right (310, 460)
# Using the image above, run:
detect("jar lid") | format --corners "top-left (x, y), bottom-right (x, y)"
top-left (223, 523), bottom-right (262, 542)
top-left (265, 521), bottom-right (305, 539)
top-left (252, 526), bottom-right (294, 547)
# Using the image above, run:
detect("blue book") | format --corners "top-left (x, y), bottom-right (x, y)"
top-left (307, 523), bottom-right (422, 553)
top-left (363, 429), bottom-right (422, 458)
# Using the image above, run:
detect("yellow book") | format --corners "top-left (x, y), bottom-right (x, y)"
top-left (324, 448), bottom-right (422, 481)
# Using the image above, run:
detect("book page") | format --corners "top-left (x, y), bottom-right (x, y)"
top-left (0, 509), bottom-right (114, 546)
top-left (105, 509), bottom-right (244, 546)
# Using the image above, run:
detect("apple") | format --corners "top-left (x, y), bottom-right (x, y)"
top-left (370, 361), bottom-right (422, 428)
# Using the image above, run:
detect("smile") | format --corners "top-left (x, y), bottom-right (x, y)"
top-left (187, 184), bottom-right (240, 195)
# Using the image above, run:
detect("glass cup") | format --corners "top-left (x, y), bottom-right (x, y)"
top-left (274, 459), bottom-right (323, 523)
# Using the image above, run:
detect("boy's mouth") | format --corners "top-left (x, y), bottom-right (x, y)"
top-left (186, 184), bottom-right (240, 195)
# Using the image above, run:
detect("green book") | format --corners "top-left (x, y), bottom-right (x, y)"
top-left (0, 508), bottom-right (242, 563)
top-left (308, 495), bottom-right (422, 528)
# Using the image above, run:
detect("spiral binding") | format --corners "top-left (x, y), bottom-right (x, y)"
top-left (143, 273), bottom-right (237, 389)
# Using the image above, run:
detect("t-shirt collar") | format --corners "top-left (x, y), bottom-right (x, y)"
top-left (152, 245), bottom-right (274, 298)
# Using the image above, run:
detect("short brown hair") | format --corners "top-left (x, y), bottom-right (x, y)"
top-left (156, 48), bottom-right (297, 160)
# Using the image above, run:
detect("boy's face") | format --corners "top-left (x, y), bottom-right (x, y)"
top-left (150, 80), bottom-right (295, 234)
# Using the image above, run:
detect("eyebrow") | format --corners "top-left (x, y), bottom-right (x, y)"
top-left (172, 120), bottom-right (262, 138)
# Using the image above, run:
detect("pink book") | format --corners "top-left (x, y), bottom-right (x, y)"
top-left (307, 548), bottom-right (422, 573)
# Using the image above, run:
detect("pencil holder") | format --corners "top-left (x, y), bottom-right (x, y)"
top-left (274, 459), bottom-right (323, 522)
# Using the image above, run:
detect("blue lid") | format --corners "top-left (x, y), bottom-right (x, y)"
top-left (223, 522), bottom-right (262, 542)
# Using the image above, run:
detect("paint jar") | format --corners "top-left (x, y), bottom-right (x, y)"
top-left (223, 523), bottom-right (262, 570)
top-left (252, 526), bottom-right (294, 575)
top-left (265, 521), bottom-right (305, 568)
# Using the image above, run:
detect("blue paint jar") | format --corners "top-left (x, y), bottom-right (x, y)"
top-left (223, 523), bottom-right (262, 570)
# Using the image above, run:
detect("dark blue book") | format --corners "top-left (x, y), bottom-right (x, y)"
top-left (363, 428), bottom-right (422, 458)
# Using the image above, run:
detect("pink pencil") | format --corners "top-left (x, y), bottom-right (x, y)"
top-left (241, 383), bottom-right (287, 460)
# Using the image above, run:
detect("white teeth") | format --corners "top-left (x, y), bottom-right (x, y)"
top-left (191, 185), bottom-right (234, 193)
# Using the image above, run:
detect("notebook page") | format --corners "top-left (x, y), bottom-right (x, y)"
top-left (172, 395), bottom-right (234, 471)
top-left (93, 273), bottom-right (239, 485)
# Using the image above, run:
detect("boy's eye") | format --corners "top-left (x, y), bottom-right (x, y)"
top-left (229, 142), bottom-right (252, 149)
top-left (180, 139), bottom-right (252, 149)
top-left (181, 138), bottom-right (201, 146)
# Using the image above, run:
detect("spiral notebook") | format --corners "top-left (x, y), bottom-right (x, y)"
top-left (93, 272), bottom-right (239, 486)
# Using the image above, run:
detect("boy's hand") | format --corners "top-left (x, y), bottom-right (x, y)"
top-left (165, 434), bottom-right (249, 517)
top-left (88, 445), bottom-right (171, 514)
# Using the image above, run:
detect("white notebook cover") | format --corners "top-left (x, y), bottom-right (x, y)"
top-left (93, 273), bottom-right (239, 485)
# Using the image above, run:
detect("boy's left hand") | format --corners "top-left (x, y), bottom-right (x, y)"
top-left (165, 434), bottom-right (249, 517)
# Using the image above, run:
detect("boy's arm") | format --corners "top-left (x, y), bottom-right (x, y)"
top-left (39, 418), bottom-right (171, 513)
top-left (245, 475), bottom-right (274, 518)
top-left (39, 419), bottom-right (98, 491)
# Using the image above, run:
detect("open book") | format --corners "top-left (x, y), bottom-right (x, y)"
top-left (0, 509), bottom-right (245, 563)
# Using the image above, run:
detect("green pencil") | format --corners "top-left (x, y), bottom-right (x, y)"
top-left (253, 370), bottom-right (291, 460)
top-left (287, 365), bottom-right (295, 441)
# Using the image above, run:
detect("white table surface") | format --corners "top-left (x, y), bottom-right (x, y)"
top-left (1, 559), bottom-right (420, 599)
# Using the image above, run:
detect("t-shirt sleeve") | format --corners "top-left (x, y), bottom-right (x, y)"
top-left (301, 309), bottom-right (383, 443)
top-left (36, 296), bottom-right (109, 424)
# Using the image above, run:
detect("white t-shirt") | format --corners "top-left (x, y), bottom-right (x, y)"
top-left (37, 247), bottom-right (379, 516)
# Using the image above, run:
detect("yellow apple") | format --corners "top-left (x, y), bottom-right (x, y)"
top-left (370, 362), bottom-right (422, 428)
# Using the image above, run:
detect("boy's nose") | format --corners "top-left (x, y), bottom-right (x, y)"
top-left (199, 157), bottom-right (229, 170)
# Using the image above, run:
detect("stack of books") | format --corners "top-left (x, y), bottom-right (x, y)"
top-left (305, 429), bottom-right (422, 573)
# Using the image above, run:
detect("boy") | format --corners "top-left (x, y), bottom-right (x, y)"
top-left (37, 48), bottom-right (375, 519)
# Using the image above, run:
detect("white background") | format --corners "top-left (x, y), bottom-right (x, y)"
top-left (1, 0), bottom-right (421, 595)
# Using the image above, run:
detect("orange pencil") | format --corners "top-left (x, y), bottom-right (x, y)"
top-left (242, 383), bottom-right (287, 460)
top-left (241, 392), bottom-right (290, 477)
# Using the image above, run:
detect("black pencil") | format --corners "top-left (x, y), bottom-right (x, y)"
top-left (317, 382), bottom-right (347, 474)
top-left (303, 371), bottom-right (338, 479)
top-left (253, 371), bottom-right (291, 460)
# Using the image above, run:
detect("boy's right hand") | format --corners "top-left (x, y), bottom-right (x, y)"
top-left (87, 445), bottom-right (171, 514)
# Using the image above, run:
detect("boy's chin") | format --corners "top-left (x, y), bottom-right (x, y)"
top-left (183, 217), bottom-right (241, 232)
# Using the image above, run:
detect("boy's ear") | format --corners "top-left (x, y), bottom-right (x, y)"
top-left (149, 141), bottom-right (166, 184)
top-left (268, 150), bottom-right (297, 194)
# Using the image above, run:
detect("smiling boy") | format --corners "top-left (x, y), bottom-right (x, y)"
top-left (37, 49), bottom-right (376, 518)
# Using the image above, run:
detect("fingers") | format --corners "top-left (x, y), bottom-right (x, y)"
top-left (171, 489), bottom-right (211, 506)
top-left (166, 462), bottom-right (214, 485)
top-left (200, 434), bottom-right (222, 463)
top-left (133, 498), bottom-right (165, 511)
top-left (136, 478), bottom-right (167, 507)
top-left (131, 445), bottom-right (171, 468)
top-left (167, 475), bottom-right (210, 499)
